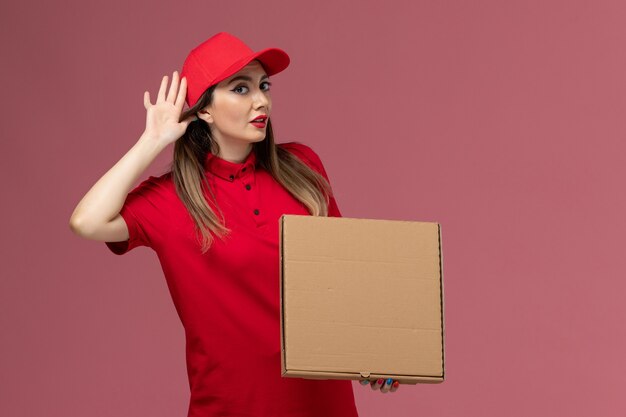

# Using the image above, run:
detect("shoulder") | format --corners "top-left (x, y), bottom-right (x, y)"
top-left (128, 171), bottom-right (175, 199)
top-left (277, 141), bottom-right (325, 172)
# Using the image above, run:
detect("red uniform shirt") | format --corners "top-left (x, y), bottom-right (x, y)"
top-left (105, 142), bottom-right (359, 417)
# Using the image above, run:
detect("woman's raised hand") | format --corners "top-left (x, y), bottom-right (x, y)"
top-left (143, 70), bottom-right (197, 147)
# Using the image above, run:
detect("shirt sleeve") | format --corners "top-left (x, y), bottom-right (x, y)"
top-left (105, 176), bottom-right (164, 255)
top-left (280, 141), bottom-right (343, 218)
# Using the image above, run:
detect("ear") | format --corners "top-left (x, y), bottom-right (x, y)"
top-left (197, 109), bottom-right (213, 124)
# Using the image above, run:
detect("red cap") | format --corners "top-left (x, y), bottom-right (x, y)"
top-left (181, 32), bottom-right (290, 108)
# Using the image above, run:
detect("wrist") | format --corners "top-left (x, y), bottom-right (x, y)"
top-left (137, 131), bottom-right (168, 154)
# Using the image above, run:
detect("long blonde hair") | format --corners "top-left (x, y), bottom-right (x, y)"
top-left (168, 83), bottom-right (334, 253)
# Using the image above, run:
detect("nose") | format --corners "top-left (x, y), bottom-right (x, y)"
top-left (253, 88), bottom-right (270, 111)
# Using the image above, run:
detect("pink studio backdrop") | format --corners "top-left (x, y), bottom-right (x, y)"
top-left (2, 0), bottom-right (625, 416)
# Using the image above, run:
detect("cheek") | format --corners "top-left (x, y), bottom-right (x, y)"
top-left (211, 95), bottom-right (243, 125)
top-left (220, 101), bottom-right (248, 125)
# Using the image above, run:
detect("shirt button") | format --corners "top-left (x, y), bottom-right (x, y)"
top-left (245, 184), bottom-right (251, 190)
top-left (229, 174), bottom-right (234, 181)
top-left (253, 209), bottom-right (260, 215)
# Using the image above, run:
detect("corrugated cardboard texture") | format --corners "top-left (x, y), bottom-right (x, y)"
top-left (279, 215), bottom-right (445, 384)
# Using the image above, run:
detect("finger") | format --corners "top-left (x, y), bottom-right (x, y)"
top-left (157, 75), bottom-right (168, 103)
top-left (389, 380), bottom-right (400, 393)
top-left (167, 71), bottom-right (179, 104)
top-left (370, 378), bottom-right (384, 391)
top-left (175, 76), bottom-right (187, 112)
top-left (380, 378), bottom-right (393, 393)
top-left (359, 379), bottom-right (370, 387)
top-left (144, 91), bottom-right (151, 109)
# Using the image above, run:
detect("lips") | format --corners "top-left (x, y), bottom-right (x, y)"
top-left (250, 115), bottom-right (268, 123)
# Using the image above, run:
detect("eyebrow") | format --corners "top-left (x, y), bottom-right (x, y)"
top-left (227, 74), bottom-right (270, 84)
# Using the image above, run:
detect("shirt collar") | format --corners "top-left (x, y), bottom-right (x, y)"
top-left (204, 148), bottom-right (257, 181)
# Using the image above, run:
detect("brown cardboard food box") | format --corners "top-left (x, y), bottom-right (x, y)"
top-left (279, 215), bottom-right (445, 385)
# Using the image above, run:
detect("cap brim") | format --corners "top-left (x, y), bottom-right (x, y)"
top-left (251, 47), bottom-right (290, 76)
top-left (213, 48), bottom-right (290, 85)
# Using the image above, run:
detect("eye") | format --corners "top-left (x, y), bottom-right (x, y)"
top-left (232, 81), bottom-right (272, 94)
top-left (233, 85), bottom-right (249, 94)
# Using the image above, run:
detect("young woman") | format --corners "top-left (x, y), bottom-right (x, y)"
top-left (69, 32), bottom-right (400, 417)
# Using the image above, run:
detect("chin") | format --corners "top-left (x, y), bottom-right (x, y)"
top-left (251, 134), bottom-right (267, 143)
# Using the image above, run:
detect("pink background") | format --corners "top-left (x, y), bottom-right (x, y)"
top-left (2, 0), bottom-right (625, 416)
